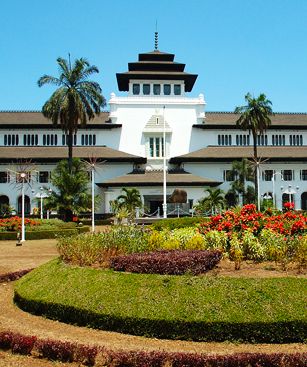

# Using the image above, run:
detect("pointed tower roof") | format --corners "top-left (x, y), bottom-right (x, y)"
top-left (116, 49), bottom-right (198, 92)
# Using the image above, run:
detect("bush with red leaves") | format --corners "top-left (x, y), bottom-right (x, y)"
top-left (0, 330), bottom-right (306, 366)
top-left (35, 339), bottom-right (98, 365)
top-left (110, 250), bottom-right (222, 275)
top-left (0, 331), bottom-right (36, 355)
top-left (0, 269), bottom-right (33, 283)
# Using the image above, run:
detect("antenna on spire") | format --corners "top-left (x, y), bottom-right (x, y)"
top-left (154, 20), bottom-right (158, 50)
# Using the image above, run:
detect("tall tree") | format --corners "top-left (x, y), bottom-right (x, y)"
top-left (117, 187), bottom-right (142, 219)
top-left (38, 57), bottom-right (106, 172)
top-left (45, 158), bottom-right (91, 222)
top-left (235, 93), bottom-right (273, 207)
top-left (196, 187), bottom-right (226, 215)
top-left (229, 159), bottom-right (254, 205)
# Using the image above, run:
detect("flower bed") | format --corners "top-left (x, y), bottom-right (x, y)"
top-left (199, 204), bottom-right (306, 237)
top-left (198, 205), bottom-right (307, 269)
top-left (0, 217), bottom-right (89, 240)
top-left (110, 249), bottom-right (222, 275)
top-left (0, 216), bottom-right (40, 232)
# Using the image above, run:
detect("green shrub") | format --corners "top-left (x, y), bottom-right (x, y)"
top-left (57, 226), bottom-right (150, 267)
top-left (168, 227), bottom-right (205, 250)
top-left (242, 230), bottom-right (265, 261)
top-left (151, 217), bottom-right (207, 231)
top-left (259, 229), bottom-right (286, 262)
top-left (203, 230), bottom-right (228, 252)
top-left (229, 233), bottom-right (243, 270)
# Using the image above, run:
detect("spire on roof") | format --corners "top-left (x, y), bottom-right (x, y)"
top-left (154, 20), bottom-right (158, 50)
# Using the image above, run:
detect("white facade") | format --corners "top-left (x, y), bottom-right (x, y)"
top-left (0, 48), bottom-right (306, 215)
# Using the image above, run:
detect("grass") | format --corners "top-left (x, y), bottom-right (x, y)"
top-left (14, 259), bottom-right (307, 342)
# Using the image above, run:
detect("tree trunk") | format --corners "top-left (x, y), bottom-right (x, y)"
top-left (67, 129), bottom-right (73, 173)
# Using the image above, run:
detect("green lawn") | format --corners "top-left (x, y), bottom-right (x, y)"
top-left (14, 259), bottom-right (307, 342)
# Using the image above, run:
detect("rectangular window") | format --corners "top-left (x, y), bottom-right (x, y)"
top-left (39, 171), bottom-right (49, 183)
top-left (143, 84), bottom-right (150, 95)
top-left (153, 84), bottom-right (161, 95)
top-left (149, 137), bottom-right (154, 157)
top-left (263, 170), bottom-right (273, 181)
top-left (164, 84), bottom-right (171, 95)
top-left (282, 170), bottom-right (293, 181)
top-left (300, 170), bottom-right (307, 181)
top-left (155, 137), bottom-right (160, 157)
top-left (132, 84), bottom-right (140, 95)
top-left (0, 171), bottom-right (9, 183)
top-left (224, 170), bottom-right (235, 182)
top-left (148, 137), bottom-right (164, 158)
top-left (174, 84), bottom-right (181, 95)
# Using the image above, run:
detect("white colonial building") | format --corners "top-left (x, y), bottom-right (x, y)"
top-left (0, 46), bottom-right (306, 216)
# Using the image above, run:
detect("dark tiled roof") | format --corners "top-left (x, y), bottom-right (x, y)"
top-left (0, 111), bottom-right (119, 129)
top-left (0, 146), bottom-right (146, 163)
top-left (170, 146), bottom-right (307, 163)
top-left (198, 112), bottom-right (307, 128)
top-left (98, 170), bottom-right (220, 187)
top-left (116, 49), bottom-right (197, 92)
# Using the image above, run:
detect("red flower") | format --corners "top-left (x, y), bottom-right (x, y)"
top-left (284, 202), bottom-right (294, 210)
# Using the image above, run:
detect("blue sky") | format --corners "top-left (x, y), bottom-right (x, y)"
top-left (1, 0), bottom-right (307, 112)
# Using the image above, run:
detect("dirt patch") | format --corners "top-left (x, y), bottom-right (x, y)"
top-left (209, 258), bottom-right (306, 278)
top-left (0, 351), bottom-right (79, 367)
top-left (0, 239), bottom-right (58, 274)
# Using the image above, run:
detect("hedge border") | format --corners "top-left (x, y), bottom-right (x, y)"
top-left (14, 290), bottom-right (307, 343)
top-left (0, 226), bottom-right (89, 240)
top-left (0, 330), bottom-right (306, 367)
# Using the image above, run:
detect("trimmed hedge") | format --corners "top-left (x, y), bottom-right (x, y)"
top-left (151, 217), bottom-right (207, 231)
top-left (0, 330), bottom-right (306, 366)
top-left (0, 226), bottom-right (89, 240)
top-left (110, 250), bottom-right (222, 275)
top-left (14, 260), bottom-right (307, 343)
top-left (80, 219), bottom-right (113, 226)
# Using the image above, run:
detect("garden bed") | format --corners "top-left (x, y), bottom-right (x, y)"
top-left (14, 259), bottom-right (307, 343)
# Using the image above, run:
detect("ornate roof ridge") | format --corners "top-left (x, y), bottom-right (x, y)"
top-left (206, 111), bottom-right (307, 115)
top-left (0, 110), bottom-right (110, 113)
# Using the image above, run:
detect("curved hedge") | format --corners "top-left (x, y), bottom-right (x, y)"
top-left (0, 226), bottom-right (89, 240)
top-left (14, 259), bottom-right (307, 343)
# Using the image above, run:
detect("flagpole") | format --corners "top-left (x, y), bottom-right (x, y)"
top-left (163, 106), bottom-right (167, 218)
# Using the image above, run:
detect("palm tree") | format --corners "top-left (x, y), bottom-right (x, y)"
top-left (235, 93), bottom-right (273, 206)
top-left (38, 57), bottom-right (106, 172)
top-left (198, 187), bottom-right (226, 215)
top-left (229, 159), bottom-right (254, 205)
top-left (117, 188), bottom-right (142, 219)
top-left (45, 158), bottom-right (92, 221)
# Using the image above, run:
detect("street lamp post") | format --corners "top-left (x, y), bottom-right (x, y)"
top-left (91, 165), bottom-right (95, 233)
top-left (39, 187), bottom-right (44, 219)
top-left (20, 173), bottom-right (26, 242)
top-left (33, 187), bottom-right (51, 219)
top-left (256, 162), bottom-right (260, 211)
